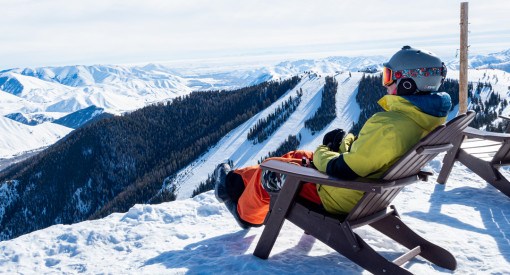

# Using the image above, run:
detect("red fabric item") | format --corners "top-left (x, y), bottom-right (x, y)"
top-left (235, 150), bottom-right (322, 225)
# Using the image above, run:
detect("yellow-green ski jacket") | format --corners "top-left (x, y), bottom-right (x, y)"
top-left (313, 92), bottom-right (452, 215)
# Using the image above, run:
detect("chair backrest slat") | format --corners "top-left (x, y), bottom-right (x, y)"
top-left (383, 111), bottom-right (475, 181)
top-left (391, 154), bottom-right (426, 179)
top-left (362, 188), bottom-right (399, 217)
top-left (347, 193), bottom-right (376, 220)
top-left (347, 188), bottom-right (402, 221)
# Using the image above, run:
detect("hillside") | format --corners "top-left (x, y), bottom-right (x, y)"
top-left (0, 55), bottom-right (385, 160)
top-left (447, 49), bottom-right (510, 72)
top-left (0, 116), bottom-right (71, 158)
top-left (0, 76), bottom-right (302, 241)
top-left (170, 71), bottom-right (361, 199)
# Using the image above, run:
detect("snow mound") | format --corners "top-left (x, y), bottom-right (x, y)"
top-left (0, 155), bottom-right (509, 274)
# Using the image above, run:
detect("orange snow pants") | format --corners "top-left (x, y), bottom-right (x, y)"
top-left (234, 150), bottom-right (322, 225)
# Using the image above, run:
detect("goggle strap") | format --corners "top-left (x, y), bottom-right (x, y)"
top-left (393, 66), bottom-right (446, 80)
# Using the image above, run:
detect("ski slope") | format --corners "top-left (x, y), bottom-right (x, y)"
top-left (171, 72), bottom-right (364, 199)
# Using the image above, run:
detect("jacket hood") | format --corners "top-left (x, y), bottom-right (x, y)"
top-left (378, 92), bottom-right (451, 131)
top-left (401, 92), bottom-right (452, 117)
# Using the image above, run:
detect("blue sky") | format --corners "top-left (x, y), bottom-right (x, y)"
top-left (0, 0), bottom-right (509, 69)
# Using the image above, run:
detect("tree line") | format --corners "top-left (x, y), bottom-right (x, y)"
top-left (304, 76), bottom-right (338, 134)
top-left (0, 75), bottom-right (301, 241)
top-left (469, 81), bottom-right (508, 132)
top-left (257, 134), bottom-right (302, 164)
top-left (247, 89), bottom-right (303, 144)
top-left (350, 74), bottom-right (507, 135)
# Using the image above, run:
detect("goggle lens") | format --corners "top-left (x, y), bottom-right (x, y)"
top-left (382, 67), bottom-right (394, 86)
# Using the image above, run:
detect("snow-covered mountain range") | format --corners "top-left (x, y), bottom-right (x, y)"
top-left (1, 50), bottom-right (510, 161)
top-left (0, 55), bottom-right (389, 160)
top-left (0, 68), bottom-right (509, 274)
top-left (446, 49), bottom-right (510, 72)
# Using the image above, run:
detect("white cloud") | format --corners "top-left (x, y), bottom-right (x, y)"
top-left (0, 0), bottom-right (508, 69)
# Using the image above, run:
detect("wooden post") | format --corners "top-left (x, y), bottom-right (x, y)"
top-left (459, 2), bottom-right (469, 114)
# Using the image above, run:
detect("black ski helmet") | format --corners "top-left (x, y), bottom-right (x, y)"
top-left (383, 45), bottom-right (447, 95)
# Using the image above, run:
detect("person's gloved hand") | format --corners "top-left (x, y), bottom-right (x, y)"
top-left (322, 128), bottom-right (345, 152)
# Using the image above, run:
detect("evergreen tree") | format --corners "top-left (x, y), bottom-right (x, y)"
top-left (304, 76), bottom-right (338, 134)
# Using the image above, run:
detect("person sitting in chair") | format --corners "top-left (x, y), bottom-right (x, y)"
top-left (213, 45), bottom-right (452, 229)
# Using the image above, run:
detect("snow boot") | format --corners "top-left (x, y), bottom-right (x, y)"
top-left (213, 163), bottom-right (232, 203)
top-left (213, 163), bottom-right (259, 229)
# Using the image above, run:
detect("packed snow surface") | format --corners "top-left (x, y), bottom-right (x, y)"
top-left (0, 158), bottom-right (508, 274)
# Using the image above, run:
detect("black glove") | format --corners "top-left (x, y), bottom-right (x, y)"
top-left (322, 128), bottom-right (345, 152)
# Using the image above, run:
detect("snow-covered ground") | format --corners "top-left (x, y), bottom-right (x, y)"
top-left (0, 116), bottom-right (71, 159)
top-left (0, 156), bottom-right (508, 274)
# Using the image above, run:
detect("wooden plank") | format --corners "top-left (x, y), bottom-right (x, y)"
top-left (464, 126), bottom-right (510, 142)
top-left (390, 154), bottom-right (429, 180)
top-left (491, 142), bottom-right (510, 163)
top-left (394, 246), bottom-right (422, 266)
top-left (360, 188), bottom-right (400, 219)
top-left (260, 160), bottom-right (418, 193)
top-left (467, 154), bottom-right (495, 162)
top-left (437, 134), bottom-right (465, 184)
top-left (462, 138), bottom-right (502, 148)
top-left (462, 145), bottom-right (501, 154)
top-left (347, 193), bottom-right (377, 222)
top-left (253, 176), bottom-right (301, 259)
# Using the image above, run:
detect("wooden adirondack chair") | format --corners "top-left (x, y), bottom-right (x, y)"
top-left (438, 114), bottom-right (510, 197)
top-left (253, 111), bottom-right (475, 275)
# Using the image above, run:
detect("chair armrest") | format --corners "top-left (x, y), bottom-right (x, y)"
top-left (416, 143), bottom-right (453, 155)
top-left (499, 115), bottom-right (510, 121)
top-left (463, 126), bottom-right (510, 142)
top-left (260, 160), bottom-right (419, 194)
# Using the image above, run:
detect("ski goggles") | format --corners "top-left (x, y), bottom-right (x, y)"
top-left (382, 64), bottom-right (447, 86)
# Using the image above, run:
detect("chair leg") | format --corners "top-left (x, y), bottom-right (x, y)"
top-left (487, 170), bottom-right (510, 197)
top-left (370, 209), bottom-right (457, 271)
top-left (437, 135), bottom-right (464, 184)
top-left (253, 176), bottom-right (301, 259)
top-left (457, 150), bottom-right (510, 197)
top-left (328, 230), bottom-right (414, 275)
top-left (284, 203), bottom-right (413, 274)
